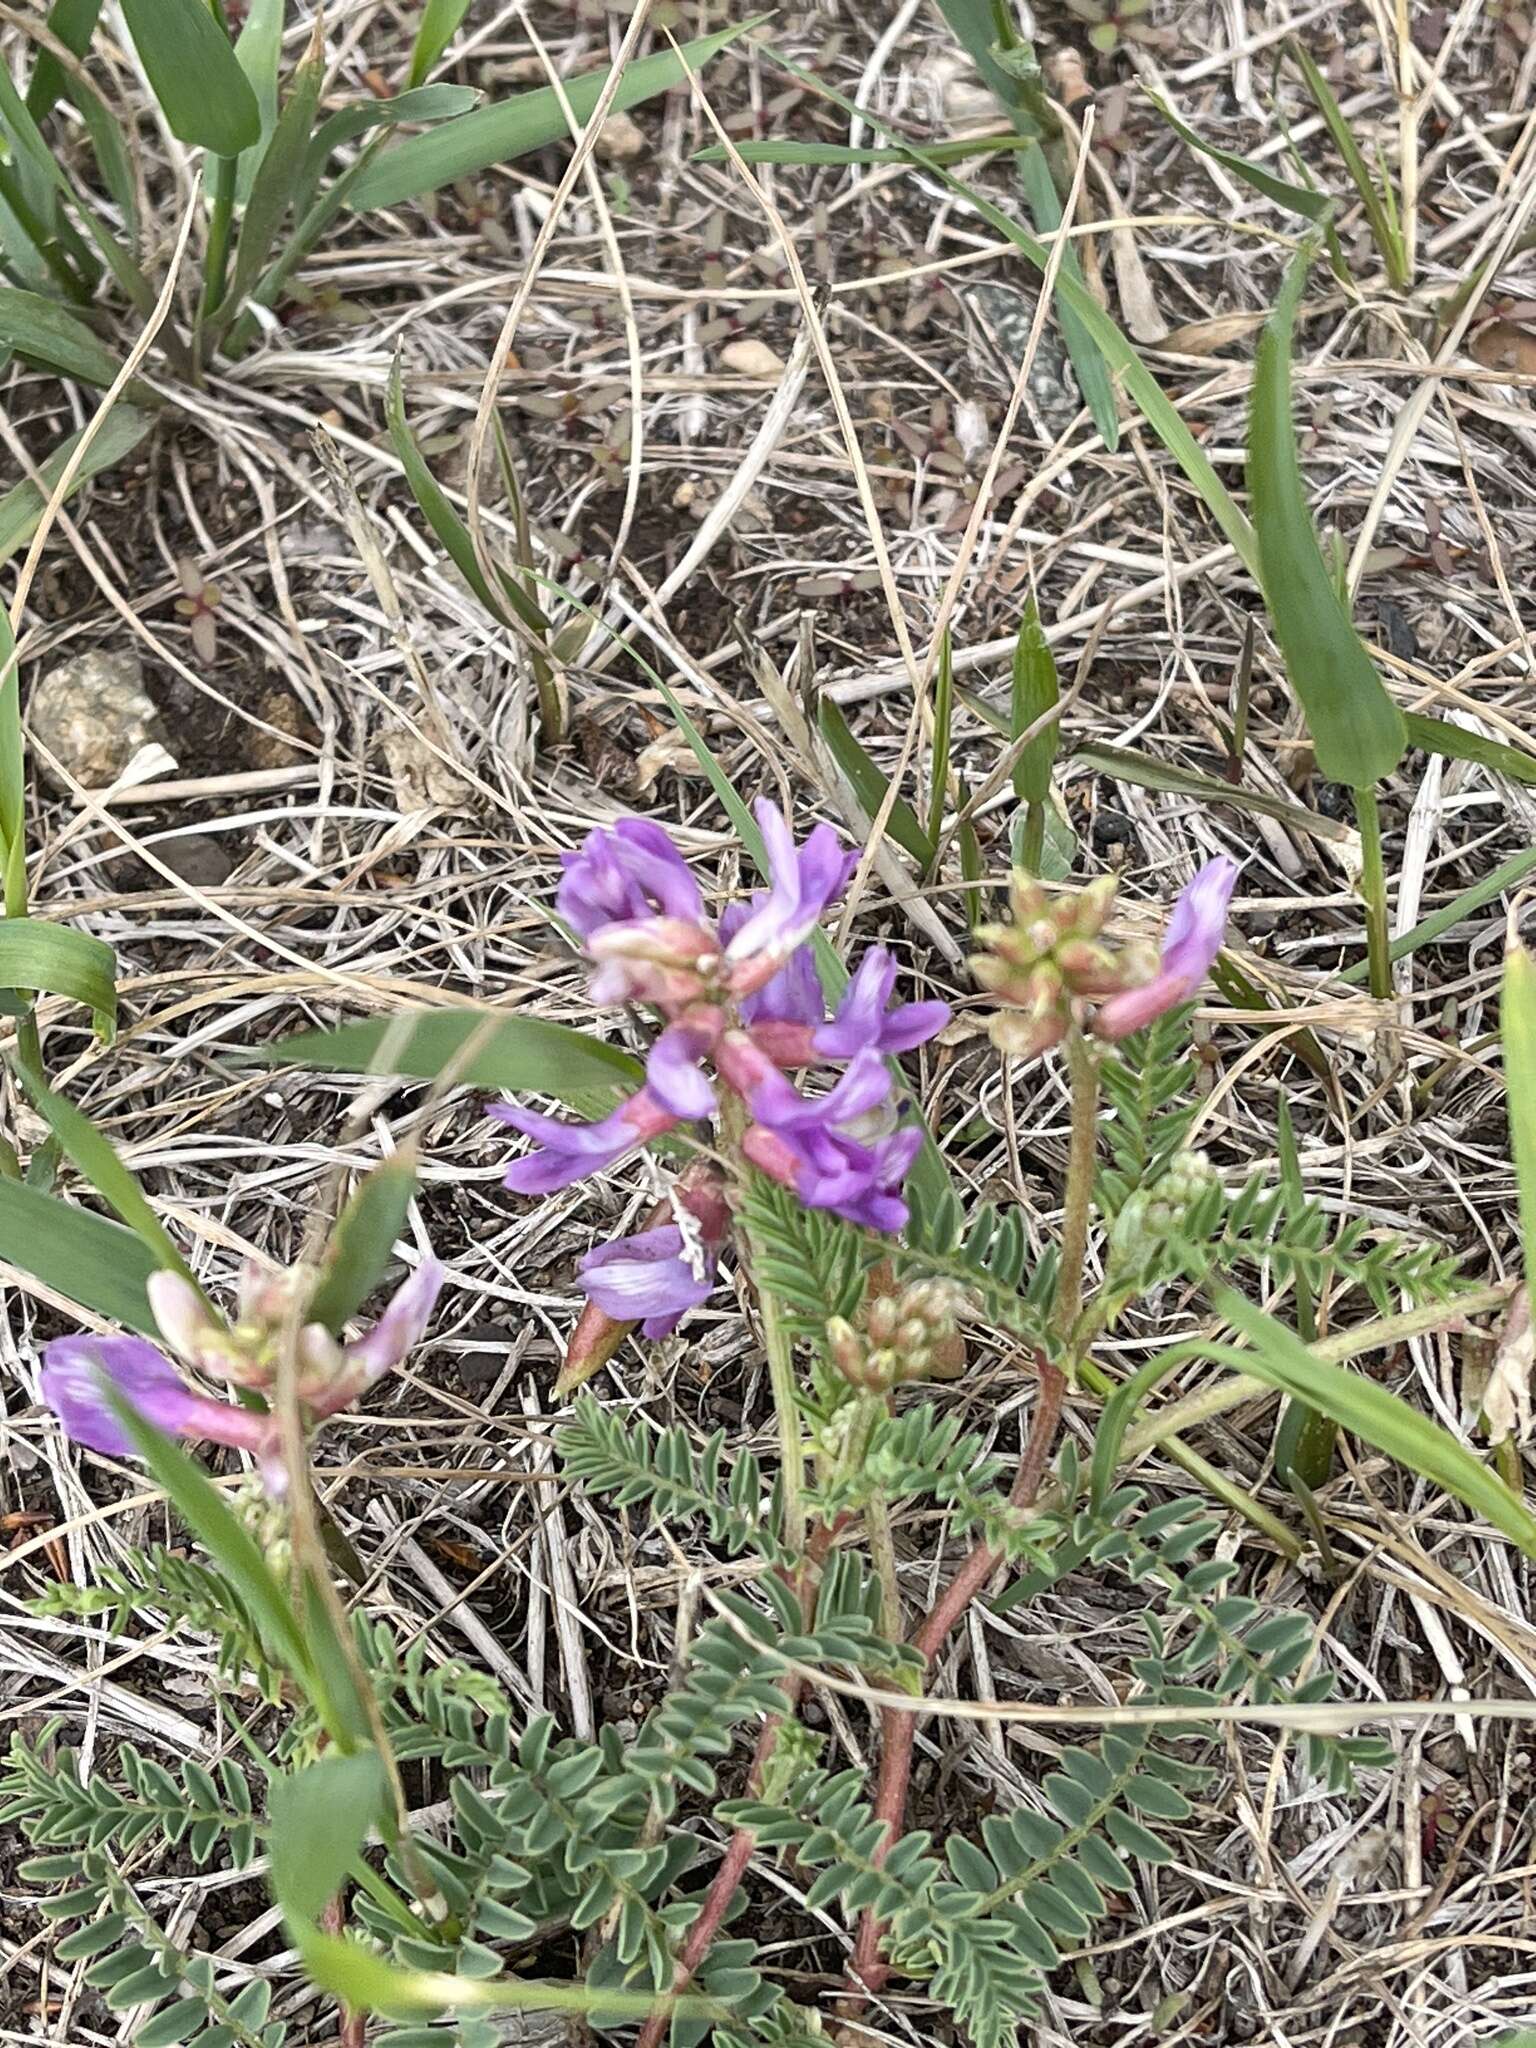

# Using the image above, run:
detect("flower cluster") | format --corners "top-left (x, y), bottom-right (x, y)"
top-left (495, 803), bottom-right (950, 1342)
top-left (974, 857), bottom-right (1237, 1059)
top-left (39, 1256), bottom-right (441, 1493)
top-left (826, 1276), bottom-right (965, 1394)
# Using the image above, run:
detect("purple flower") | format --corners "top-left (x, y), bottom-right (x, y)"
top-left (724, 801), bottom-right (857, 993)
top-left (813, 947), bottom-right (950, 1059)
top-left (557, 818), bottom-right (703, 941)
top-left (335, 1259), bottom-right (445, 1388)
top-left (646, 1024), bottom-right (718, 1119)
top-left (738, 1049), bottom-right (923, 1232)
top-left (719, 901), bottom-right (826, 1029)
top-left (494, 1088), bottom-right (680, 1195)
top-left (1095, 857), bottom-right (1238, 1041)
top-left (39, 1334), bottom-right (257, 1460)
top-left (579, 1225), bottom-right (718, 1338)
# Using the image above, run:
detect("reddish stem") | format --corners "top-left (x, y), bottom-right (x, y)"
top-left (634, 1519), bottom-right (847, 2048)
top-left (848, 1358), bottom-right (1066, 1998)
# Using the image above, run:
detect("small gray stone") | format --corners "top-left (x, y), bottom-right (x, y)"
top-left (156, 833), bottom-right (233, 888)
top-left (30, 650), bottom-right (166, 793)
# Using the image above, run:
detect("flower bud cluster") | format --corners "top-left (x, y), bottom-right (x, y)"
top-left (1108, 1149), bottom-right (1219, 1277)
top-left (972, 874), bottom-right (1156, 1060)
top-left (826, 1278), bottom-right (965, 1393)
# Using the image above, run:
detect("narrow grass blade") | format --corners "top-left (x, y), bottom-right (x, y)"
top-left (0, 1178), bottom-right (159, 1330)
top-left (1247, 236), bottom-right (1405, 786)
top-left (0, 611), bottom-right (21, 860)
top-left (1009, 597), bottom-right (1060, 873)
top-left (0, 405), bottom-right (157, 568)
top-left (0, 920), bottom-right (116, 1039)
top-left (233, 0), bottom-right (285, 199)
top-left (305, 1158), bottom-right (418, 1337)
top-left (1287, 38), bottom-right (1408, 289)
top-left (120, 0), bottom-right (261, 157)
top-left (25, 0), bottom-right (103, 124)
top-left (926, 628), bottom-right (955, 854)
top-left (817, 697), bottom-right (934, 864)
top-left (1503, 941), bottom-right (1536, 1292)
top-left (257, 1009), bottom-right (644, 1101)
top-left (348, 21), bottom-right (762, 209)
top-left (1270, 1097), bottom-right (1335, 1488)
top-left (293, 86), bottom-right (479, 219)
top-left (702, 138), bottom-right (1025, 165)
top-left (12, 1065), bottom-right (198, 1288)
top-left (1403, 711), bottom-right (1536, 788)
top-left (221, 22), bottom-right (325, 333)
top-left (409, 0), bottom-right (475, 88)
top-left (108, 1394), bottom-right (318, 1684)
top-left (1149, 92), bottom-right (1335, 224)
top-left (0, 286), bottom-right (126, 389)
top-left (1338, 847), bottom-right (1536, 988)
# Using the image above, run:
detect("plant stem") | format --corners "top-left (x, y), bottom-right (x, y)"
top-left (1354, 784), bottom-right (1392, 1001)
top-left (1054, 1028), bottom-right (1100, 1353)
top-left (200, 154), bottom-right (238, 331)
top-left (849, 1358), bottom-right (1066, 1998)
top-left (760, 1285), bottom-right (805, 1554)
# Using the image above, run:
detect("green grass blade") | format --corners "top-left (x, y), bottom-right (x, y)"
top-left (926, 627), bottom-right (955, 853)
top-left (233, 0), bottom-right (285, 200)
top-left (305, 1158), bottom-right (419, 1337)
top-left (1288, 38), bottom-right (1408, 288)
top-left (1247, 235), bottom-right (1406, 786)
top-left (0, 1177), bottom-right (159, 1329)
top-left (1503, 941), bottom-right (1536, 1292)
top-left (408, 0), bottom-right (474, 89)
top-left (25, 0), bottom-right (103, 123)
top-left (0, 405), bottom-right (157, 568)
top-left (0, 611), bottom-right (21, 860)
top-left (269, 1752), bottom-right (389, 1928)
top-left (221, 24), bottom-right (326, 336)
top-left (0, 920), bottom-right (116, 1040)
top-left (1149, 92), bottom-right (1335, 224)
top-left (1337, 847), bottom-right (1536, 988)
top-left (1402, 711), bottom-right (1536, 788)
top-left (120, 0), bottom-right (260, 156)
top-left (0, 285), bottom-right (126, 389)
top-left (817, 697), bottom-right (934, 864)
top-left (347, 20), bottom-right (762, 210)
top-left (1009, 597), bottom-right (1060, 872)
top-left (257, 1009), bottom-right (644, 1102)
top-left (292, 85), bottom-right (479, 220)
top-left (13, 1065), bottom-right (199, 1287)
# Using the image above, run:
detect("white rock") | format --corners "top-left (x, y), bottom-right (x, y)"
top-left (719, 338), bottom-right (785, 377)
top-left (30, 649), bottom-right (168, 793)
top-left (597, 110), bottom-right (647, 161)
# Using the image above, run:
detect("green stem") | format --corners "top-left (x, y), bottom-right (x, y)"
top-left (199, 153), bottom-right (238, 334)
top-left (1354, 784), bottom-right (1392, 1001)
top-left (760, 1287), bottom-right (804, 1554)
top-left (1054, 1028), bottom-right (1100, 1357)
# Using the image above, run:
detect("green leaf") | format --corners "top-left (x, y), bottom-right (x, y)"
top-left (1010, 597), bottom-right (1059, 873)
top-left (12, 1065), bottom-right (196, 1286)
top-left (1337, 845), bottom-right (1536, 987)
top-left (348, 21), bottom-right (761, 209)
top-left (1503, 943), bottom-right (1536, 1292)
top-left (1287, 38), bottom-right (1408, 287)
top-left (0, 918), bottom-right (116, 1039)
top-left (293, 85), bottom-right (480, 218)
top-left (222, 23), bottom-right (326, 327)
top-left (0, 612), bottom-right (23, 862)
top-left (0, 1176), bottom-right (159, 1328)
top-left (25, 0), bottom-right (104, 124)
top-left (1149, 92), bottom-right (1335, 225)
top-left (258, 1008), bottom-right (642, 1102)
top-left (0, 287), bottom-right (124, 389)
top-left (120, 0), bottom-right (261, 157)
top-left (1402, 711), bottom-right (1536, 788)
top-left (817, 697), bottom-right (934, 863)
top-left (386, 356), bottom-right (548, 634)
top-left (269, 1750), bottom-right (389, 1926)
top-left (232, 0), bottom-right (285, 200)
top-left (0, 406), bottom-right (157, 569)
top-left (107, 1393), bottom-right (318, 1684)
top-left (409, 0), bottom-right (474, 88)
top-left (1247, 236), bottom-right (1406, 787)
top-left (305, 1157), bottom-right (418, 1337)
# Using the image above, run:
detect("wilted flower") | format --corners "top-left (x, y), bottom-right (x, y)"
top-left (39, 1256), bottom-right (442, 1493)
top-left (495, 802), bottom-right (948, 1240)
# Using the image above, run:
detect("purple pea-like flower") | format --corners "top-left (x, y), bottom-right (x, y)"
top-left (814, 946), bottom-right (951, 1060)
top-left (39, 1258), bottom-right (445, 1487)
top-left (493, 1089), bottom-right (681, 1195)
top-left (724, 801), bottom-right (858, 993)
top-left (1094, 856), bottom-right (1238, 1041)
top-left (720, 898), bottom-right (826, 1029)
top-left (557, 817), bottom-right (703, 940)
top-left (579, 1224), bottom-right (718, 1339)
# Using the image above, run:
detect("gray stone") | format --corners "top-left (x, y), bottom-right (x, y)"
top-left (31, 650), bottom-right (166, 793)
top-left (155, 833), bottom-right (234, 888)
